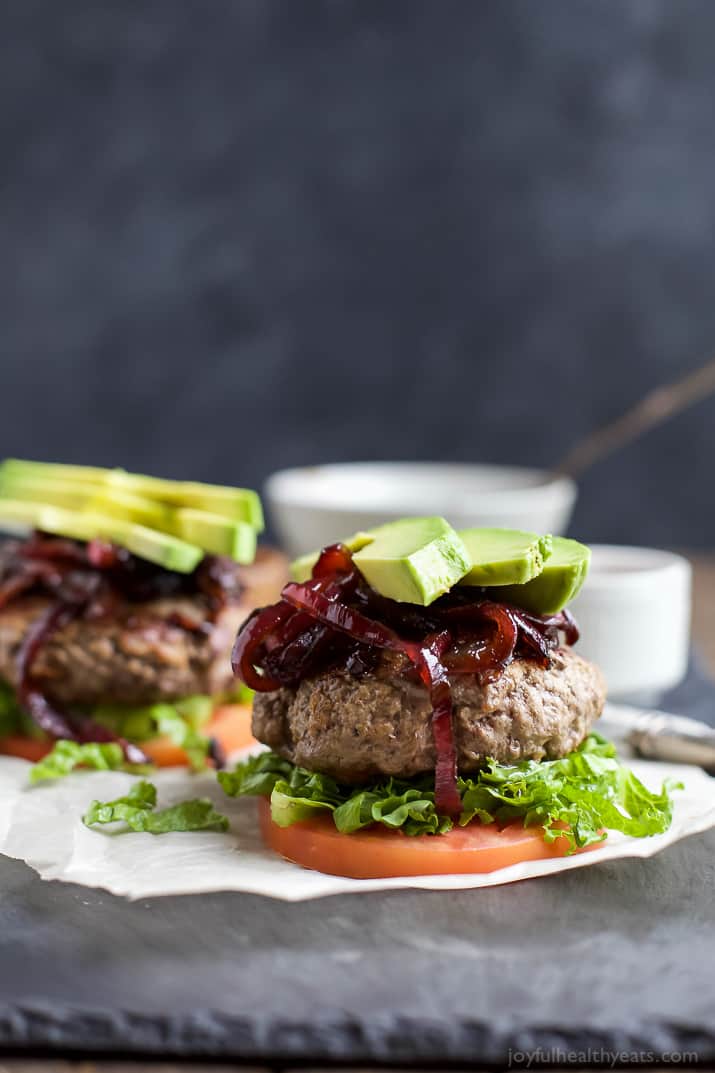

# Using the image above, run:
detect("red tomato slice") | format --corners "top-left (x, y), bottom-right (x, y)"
top-left (0, 734), bottom-right (50, 763)
top-left (257, 797), bottom-right (602, 878)
top-left (0, 703), bottom-right (256, 767)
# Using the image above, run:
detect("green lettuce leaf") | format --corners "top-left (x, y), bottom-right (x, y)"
top-left (458, 732), bottom-right (681, 851)
top-left (28, 694), bottom-right (216, 781)
top-left (1, 678), bottom-right (218, 778)
top-left (220, 754), bottom-right (455, 836)
top-left (90, 695), bottom-right (215, 771)
top-left (29, 740), bottom-right (151, 783)
top-left (218, 752), bottom-right (344, 826)
top-left (270, 782), bottom-right (335, 827)
top-left (152, 704), bottom-right (211, 772)
top-left (2, 678), bottom-right (220, 781)
top-left (83, 779), bottom-right (229, 834)
top-left (218, 750), bottom-right (295, 797)
top-left (334, 784), bottom-right (452, 836)
top-left (218, 735), bottom-right (680, 848)
top-left (0, 679), bottom-right (42, 739)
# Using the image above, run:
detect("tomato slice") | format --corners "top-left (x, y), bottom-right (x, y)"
top-left (0, 703), bottom-right (256, 767)
top-left (0, 734), bottom-right (51, 763)
top-left (257, 797), bottom-right (602, 878)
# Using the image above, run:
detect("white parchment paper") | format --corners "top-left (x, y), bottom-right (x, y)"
top-left (1, 704), bottom-right (714, 900)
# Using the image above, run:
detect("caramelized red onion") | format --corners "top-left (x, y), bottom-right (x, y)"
top-left (418, 631), bottom-right (462, 816)
top-left (15, 597), bottom-right (150, 763)
top-left (232, 544), bottom-right (579, 817)
top-left (17, 603), bottom-right (83, 741)
top-left (282, 580), bottom-right (420, 662)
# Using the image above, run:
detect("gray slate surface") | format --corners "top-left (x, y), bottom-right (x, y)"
top-left (1, 835), bottom-right (714, 1065)
top-left (1, 663), bottom-right (714, 1065)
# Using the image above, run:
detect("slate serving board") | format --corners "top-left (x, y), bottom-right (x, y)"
top-left (1, 665), bottom-right (714, 1067)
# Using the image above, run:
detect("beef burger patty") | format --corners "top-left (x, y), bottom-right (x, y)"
top-left (253, 647), bottom-right (606, 782)
top-left (0, 594), bottom-right (249, 705)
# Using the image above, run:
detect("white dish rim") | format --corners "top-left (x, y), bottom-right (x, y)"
top-left (265, 461), bottom-right (577, 510)
top-left (582, 545), bottom-right (692, 592)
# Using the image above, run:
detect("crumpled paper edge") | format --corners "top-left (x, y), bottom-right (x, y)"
top-left (1, 703), bottom-right (714, 901)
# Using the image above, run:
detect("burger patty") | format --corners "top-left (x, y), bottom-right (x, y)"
top-left (252, 647), bottom-right (607, 782)
top-left (0, 594), bottom-right (249, 706)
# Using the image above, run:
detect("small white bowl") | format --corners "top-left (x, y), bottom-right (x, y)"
top-left (265, 462), bottom-right (577, 556)
top-left (570, 546), bottom-right (692, 704)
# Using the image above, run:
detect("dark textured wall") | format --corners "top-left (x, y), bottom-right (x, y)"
top-left (1, 0), bottom-right (713, 546)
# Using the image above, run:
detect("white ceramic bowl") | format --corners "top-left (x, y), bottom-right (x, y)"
top-left (265, 462), bottom-right (577, 556)
top-left (570, 546), bottom-right (692, 704)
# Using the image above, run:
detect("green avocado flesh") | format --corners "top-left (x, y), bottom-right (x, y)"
top-left (108, 472), bottom-right (264, 530)
top-left (0, 500), bottom-right (204, 572)
top-left (1, 459), bottom-right (264, 530)
top-left (498, 536), bottom-right (591, 614)
top-left (0, 459), bottom-right (263, 568)
top-left (291, 517), bottom-right (471, 606)
top-left (80, 488), bottom-right (173, 530)
top-left (458, 528), bottom-right (553, 586)
top-left (172, 507), bottom-right (257, 561)
top-left (353, 518), bottom-right (471, 605)
top-left (290, 523), bottom-right (590, 614)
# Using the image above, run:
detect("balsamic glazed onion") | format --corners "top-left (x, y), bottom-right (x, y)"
top-left (232, 544), bottom-right (578, 816)
top-left (0, 533), bottom-right (243, 760)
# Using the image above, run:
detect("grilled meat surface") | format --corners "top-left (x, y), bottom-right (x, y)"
top-left (0, 594), bottom-right (249, 705)
top-left (252, 647), bottom-right (606, 782)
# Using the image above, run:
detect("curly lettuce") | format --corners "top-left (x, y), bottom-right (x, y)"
top-left (0, 679), bottom-right (43, 740)
top-left (16, 692), bottom-right (218, 781)
top-left (83, 779), bottom-right (229, 834)
top-left (219, 734), bottom-right (680, 851)
top-left (92, 695), bottom-right (214, 772)
top-left (29, 740), bottom-right (151, 783)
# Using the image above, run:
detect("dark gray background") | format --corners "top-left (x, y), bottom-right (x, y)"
top-left (1, 0), bottom-right (714, 546)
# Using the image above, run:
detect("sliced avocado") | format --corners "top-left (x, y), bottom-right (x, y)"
top-left (0, 473), bottom-right (89, 511)
top-left (498, 536), bottom-right (591, 614)
top-left (0, 500), bottom-right (99, 542)
top-left (0, 476), bottom-right (256, 564)
top-left (0, 500), bottom-right (203, 573)
top-left (92, 495), bottom-right (257, 562)
top-left (289, 520), bottom-right (471, 603)
top-left (0, 460), bottom-right (264, 531)
top-left (0, 476), bottom-right (177, 534)
top-left (85, 488), bottom-right (173, 530)
top-left (112, 519), bottom-right (204, 573)
top-left (290, 531), bottom-right (374, 582)
top-left (172, 508), bottom-right (257, 563)
top-left (458, 528), bottom-right (552, 587)
top-left (0, 470), bottom-right (174, 530)
top-left (105, 471), bottom-right (264, 530)
top-left (0, 459), bottom-right (111, 485)
top-left (351, 517), bottom-right (470, 605)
